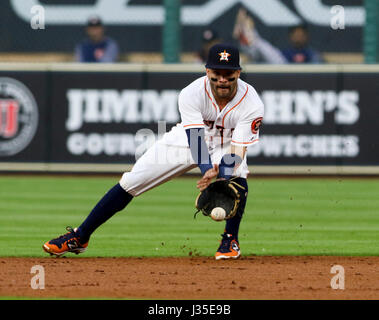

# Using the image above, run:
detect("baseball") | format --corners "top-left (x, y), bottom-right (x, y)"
top-left (210, 207), bottom-right (226, 221)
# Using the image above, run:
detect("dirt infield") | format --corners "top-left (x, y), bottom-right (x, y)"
top-left (1, 256), bottom-right (378, 299)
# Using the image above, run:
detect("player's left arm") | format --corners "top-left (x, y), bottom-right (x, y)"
top-left (218, 104), bottom-right (264, 179)
top-left (196, 145), bottom-right (246, 189)
top-left (231, 144), bottom-right (247, 159)
top-left (217, 145), bottom-right (246, 180)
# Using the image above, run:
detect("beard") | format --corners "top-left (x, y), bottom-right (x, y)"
top-left (213, 84), bottom-right (235, 99)
top-left (217, 87), bottom-right (231, 98)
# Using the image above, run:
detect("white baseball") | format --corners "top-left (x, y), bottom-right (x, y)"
top-left (210, 207), bottom-right (226, 221)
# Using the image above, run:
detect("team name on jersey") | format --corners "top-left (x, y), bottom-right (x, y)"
top-left (203, 120), bottom-right (235, 137)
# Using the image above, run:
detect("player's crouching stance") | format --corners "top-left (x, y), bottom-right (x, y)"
top-left (43, 44), bottom-right (264, 260)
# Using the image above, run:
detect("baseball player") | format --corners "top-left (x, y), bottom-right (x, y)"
top-left (43, 43), bottom-right (264, 260)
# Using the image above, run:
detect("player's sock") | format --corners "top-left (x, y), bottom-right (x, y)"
top-left (224, 178), bottom-right (248, 242)
top-left (225, 216), bottom-right (242, 242)
top-left (76, 183), bottom-right (133, 243)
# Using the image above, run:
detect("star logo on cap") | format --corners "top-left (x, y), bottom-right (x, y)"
top-left (218, 50), bottom-right (231, 61)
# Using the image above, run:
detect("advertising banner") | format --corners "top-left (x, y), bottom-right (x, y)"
top-left (1, 66), bottom-right (378, 171)
top-left (243, 72), bottom-right (362, 165)
top-left (47, 69), bottom-right (378, 167)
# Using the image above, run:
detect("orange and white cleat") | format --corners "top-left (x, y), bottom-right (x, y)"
top-left (43, 226), bottom-right (88, 257)
top-left (215, 233), bottom-right (241, 260)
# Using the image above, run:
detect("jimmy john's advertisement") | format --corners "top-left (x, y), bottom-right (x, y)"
top-left (243, 72), bottom-right (365, 165)
top-left (0, 69), bottom-right (378, 168)
top-left (49, 71), bottom-right (205, 163)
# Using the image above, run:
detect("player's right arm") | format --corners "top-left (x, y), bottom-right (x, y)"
top-left (178, 88), bottom-right (217, 189)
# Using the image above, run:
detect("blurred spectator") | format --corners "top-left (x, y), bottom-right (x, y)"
top-left (196, 28), bottom-right (222, 63)
top-left (282, 24), bottom-right (323, 63)
top-left (75, 16), bottom-right (119, 63)
top-left (233, 8), bottom-right (322, 64)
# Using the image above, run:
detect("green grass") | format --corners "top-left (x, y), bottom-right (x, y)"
top-left (0, 175), bottom-right (378, 257)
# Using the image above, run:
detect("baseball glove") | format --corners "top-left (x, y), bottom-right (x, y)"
top-left (194, 179), bottom-right (243, 220)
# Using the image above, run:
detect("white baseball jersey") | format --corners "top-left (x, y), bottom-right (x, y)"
top-left (179, 75), bottom-right (264, 149)
top-left (119, 75), bottom-right (264, 196)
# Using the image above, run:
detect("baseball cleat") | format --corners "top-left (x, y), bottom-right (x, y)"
top-left (215, 233), bottom-right (241, 260)
top-left (43, 226), bottom-right (88, 257)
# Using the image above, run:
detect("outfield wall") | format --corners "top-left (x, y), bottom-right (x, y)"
top-left (0, 63), bottom-right (378, 175)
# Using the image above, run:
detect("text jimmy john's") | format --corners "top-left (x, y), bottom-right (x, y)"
top-left (64, 89), bottom-right (360, 158)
